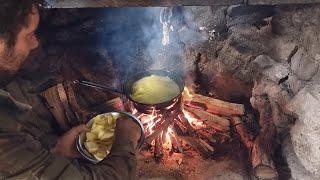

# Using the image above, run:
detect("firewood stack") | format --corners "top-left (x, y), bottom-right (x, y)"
top-left (130, 88), bottom-right (278, 180)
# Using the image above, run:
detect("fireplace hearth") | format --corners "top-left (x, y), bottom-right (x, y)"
top-left (20, 2), bottom-right (320, 180)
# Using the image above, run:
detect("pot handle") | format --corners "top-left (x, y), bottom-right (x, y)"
top-left (73, 80), bottom-right (124, 95)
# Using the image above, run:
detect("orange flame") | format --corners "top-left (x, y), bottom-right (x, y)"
top-left (182, 109), bottom-right (205, 129)
top-left (161, 127), bottom-right (175, 150)
top-left (183, 87), bottom-right (193, 102)
top-left (131, 86), bottom-right (206, 150)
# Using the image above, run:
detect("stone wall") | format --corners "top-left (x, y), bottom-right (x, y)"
top-left (177, 4), bottom-right (320, 179)
top-left (28, 5), bottom-right (320, 179)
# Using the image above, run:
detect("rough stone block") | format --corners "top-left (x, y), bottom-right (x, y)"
top-left (283, 136), bottom-right (318, 180)
top-left (287, 74), bottom-right (305, 95)
top-left (227, 4), bottom-right (274, 17)
top-left (251, 55), bottom-right (289, 83)
top-left (270, 38), bottom-right (297, 63)
top-left (263, 63), bottom-right (289, 83)
top-left (183, 6), bottom-right (215, 29)
top-left (291, 48), bottom-right (319, 81)
top-left (285, 85), bottom-right (320, 177)
top-left (248, 0), bottom-right (320, 5)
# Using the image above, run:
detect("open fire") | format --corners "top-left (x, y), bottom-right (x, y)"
top-left (128, 87), bottom-right (245, 159)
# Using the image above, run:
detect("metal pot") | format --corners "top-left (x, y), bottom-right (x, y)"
top-left (75, 70), bottom-right (185, 114)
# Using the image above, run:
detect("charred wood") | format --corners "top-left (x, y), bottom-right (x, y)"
top-left (154, 135), bottom-right (164, 160)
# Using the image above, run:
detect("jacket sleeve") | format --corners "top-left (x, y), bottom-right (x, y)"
top-left (0, 130), bottom-right (137, 180)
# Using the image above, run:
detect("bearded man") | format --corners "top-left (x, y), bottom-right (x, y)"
top-left (0, 1), bottom-right (141, 179)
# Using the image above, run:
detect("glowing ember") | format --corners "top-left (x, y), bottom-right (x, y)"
top-left (130, 87), bottom-right (204, 150)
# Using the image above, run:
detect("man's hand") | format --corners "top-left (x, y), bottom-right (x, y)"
top-left (114, 117), bottom-right (142, 149)
top-left (51, 124), bottom-right (89, 158)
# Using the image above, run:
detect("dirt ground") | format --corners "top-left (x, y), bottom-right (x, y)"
top-left (137, 140), bottom-right (252, 180)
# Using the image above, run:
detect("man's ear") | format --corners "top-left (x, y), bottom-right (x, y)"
top-left (31, 5), bottom-right (39, 14)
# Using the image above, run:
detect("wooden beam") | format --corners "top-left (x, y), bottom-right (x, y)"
top-left (44, 0), bottom-right (243, 8)
top-left (45, 0), bottom-right (320, 8)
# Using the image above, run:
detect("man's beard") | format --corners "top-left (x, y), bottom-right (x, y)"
top-left (0, 46), bottom-right (27, 86)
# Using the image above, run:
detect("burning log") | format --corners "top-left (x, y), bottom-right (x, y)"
top-left (198, 139), bottom-right (214, 153)
top-left (181, 136), bottom-right (214, 158)
top-left (177, 113), bottom-right (197, 136)
top-left (146, 118), bottom-right (172, 144)
top-left (173, 120), bottom-right (188, 135)
top-left (170, 128), bottom-right (183, 153)
top-left (184, 106), bottom-right (230, 132)
top-left (154, 135), bottom-right (164, 159)
top-left (161, 128), bottom-right (168, 145)
top-left (185, 94), bottom-right (245, 116)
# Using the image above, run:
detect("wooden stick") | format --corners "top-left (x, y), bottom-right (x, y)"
top-left (41, 86), bottom-right (69, 130)
top-left (185, 94), bottom-right (245, 116)
top-left (184, 106), bottom-right (230, 132)
top-left (231, 115), bottom-right (277, 179)
top-left (230, 117), bottom-right (254, 148)
top-left (252, 142), bottom-right (277, 179)
top-left (170, 128), bottom-right (183, 153)
top-left (57, 83), bottom-right (77, 125)
top-left (177, 113), bottom-right (197, 136)
top-left (252, 98), bottom-right (278, 179)
top-left (146, 118), bottom-right (172, 143)
top-left (154, 135), bottom-right (164, 159)
top-left (198, 139), bottom-right (214, 152)
top-left (161, 128), bottom-right (168, 145)
top-left (196, 130), bottom-right (218, 144)
top-left (173, 120), bottom-right (188, 135)
top-left (64, 82), bottom-right (85, 125)
top-left (104, 97), bottom-right (125, 111)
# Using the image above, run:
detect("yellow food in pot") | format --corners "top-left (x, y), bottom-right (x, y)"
top-left (130, 75), bottom-right (180, 104)
top-left (84, 114), bottom-right (117, 161)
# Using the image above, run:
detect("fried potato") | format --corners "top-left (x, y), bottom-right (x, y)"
top-left (84, 114), bottom-right (117, 161)
top-left (93, 151), bottom-right (108, 161)
top-left (86, 132), bottom-right (97, 141)
top-left (84, 141), bottom-right (99, 153)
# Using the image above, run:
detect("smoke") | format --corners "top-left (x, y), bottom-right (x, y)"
top-left (101, 7), bottom-right (211, 82)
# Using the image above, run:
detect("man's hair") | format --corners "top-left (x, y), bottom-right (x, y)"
top-left (0, 0), bottom-right (41, 47)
